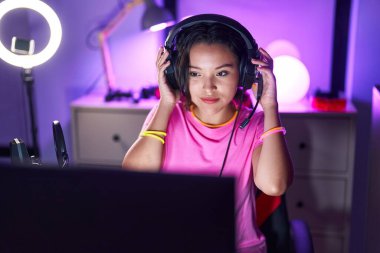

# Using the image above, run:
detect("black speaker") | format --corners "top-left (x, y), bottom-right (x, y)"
top-left (164, 13), bottom-right (263, 97)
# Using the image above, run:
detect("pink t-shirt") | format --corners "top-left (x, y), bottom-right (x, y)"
top-left (145, 101), bottom-right (266, 253)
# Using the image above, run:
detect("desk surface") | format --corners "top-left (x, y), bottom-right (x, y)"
top-left (71, 94), bottom-right (357, 115)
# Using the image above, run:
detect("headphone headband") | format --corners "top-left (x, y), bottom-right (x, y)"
top-left (165, 14), bottom-right (257, 55)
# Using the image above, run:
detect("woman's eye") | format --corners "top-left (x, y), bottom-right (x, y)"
top-left (189, 71), bottom-right (199, 77)
top-left (217, 71), bottom-right (228, 77)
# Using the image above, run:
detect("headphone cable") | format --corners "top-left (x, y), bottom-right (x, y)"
top-left (219, 89), bottom-right (246, 177)
top-left (240, 77), bottom-right (263, 129)
top-left (239, 97), bottom-right (260, 129)
top-left (219, 85), bottom-right (262, 177)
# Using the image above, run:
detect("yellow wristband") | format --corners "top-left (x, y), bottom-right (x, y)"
top-left (140, 132), bottom-right (165, 144)
top-left (142, 130), bottom-right (167, 137)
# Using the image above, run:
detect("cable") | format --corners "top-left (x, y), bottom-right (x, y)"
top-left (219, 81), bottom-right (263, 176)
top-left (219, 88), bottom-right (246, 177)
top-left (84, 71), bottom-right (105, 95)
top-left (239, 97), bottom-right (260, 129)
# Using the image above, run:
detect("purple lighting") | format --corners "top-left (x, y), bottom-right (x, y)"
top-left (149, 21), bottom-right (175, 32)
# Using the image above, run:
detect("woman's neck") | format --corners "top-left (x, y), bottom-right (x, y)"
top-left (190, 103), bottom-right (237, 127)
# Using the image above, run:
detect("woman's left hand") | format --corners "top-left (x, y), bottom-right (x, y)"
top-left (251, 48), bottom-right (278, 110)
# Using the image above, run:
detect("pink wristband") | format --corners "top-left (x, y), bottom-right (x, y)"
top-left (259, 127), bottom-right (286, 142)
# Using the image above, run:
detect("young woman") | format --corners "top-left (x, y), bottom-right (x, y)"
top-left (122, 15), bottom-right (293, 253)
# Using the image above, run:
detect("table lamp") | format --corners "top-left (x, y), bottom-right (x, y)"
top-left (98, 0), bottom-right (174, 102)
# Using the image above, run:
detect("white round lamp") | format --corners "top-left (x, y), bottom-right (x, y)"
top-left (273, 55), bottom-right (310, 104)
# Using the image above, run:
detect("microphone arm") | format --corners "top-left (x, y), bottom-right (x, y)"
top-left (52, 120), bottom-right (69, 168)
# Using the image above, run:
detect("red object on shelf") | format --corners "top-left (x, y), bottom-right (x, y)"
top-left (311, 96), bottom-right (347, 111)
top-left (154, 87), bottom-right (160, 99)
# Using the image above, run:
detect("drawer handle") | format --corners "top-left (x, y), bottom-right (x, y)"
top-left (112, 134), bottom-right (129, 151)
top-left (296, 201), bottom-right (304, 208)
top-left (112, 134), bottom-right (120, 142)
top-left (299, 142), bottom-right (307, 149)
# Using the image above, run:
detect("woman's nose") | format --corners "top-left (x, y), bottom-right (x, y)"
top-left (203, 77), bottom-right (217, 92)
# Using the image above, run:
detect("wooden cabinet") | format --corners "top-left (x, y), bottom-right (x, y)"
top-left (71, 95), bottom-right (357, 252)
top-left (280, 104), bottom-right (356, 253)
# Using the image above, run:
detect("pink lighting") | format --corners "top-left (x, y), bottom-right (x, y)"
top-left (273, 55), bottom-right (310, 104)
top-left (266, 39), bottom-right (301, 59)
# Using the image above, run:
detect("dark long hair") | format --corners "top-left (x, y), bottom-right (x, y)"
top-left (173, 22), bottom-right (248, 109)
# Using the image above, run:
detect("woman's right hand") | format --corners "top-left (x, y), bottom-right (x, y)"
top-left (156, 46), bottom-right (179, 107)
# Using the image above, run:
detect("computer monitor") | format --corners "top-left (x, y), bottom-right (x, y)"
top-left (0, 164), bottom-right (236, 253)
top-left (367, 84), bottom-right (380, 252)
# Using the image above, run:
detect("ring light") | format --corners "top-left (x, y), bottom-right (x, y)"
top-left (0, 0), bottom-right (62, 69)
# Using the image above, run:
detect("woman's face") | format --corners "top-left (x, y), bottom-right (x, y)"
top-left (188, 42), bottom-right (239, 117)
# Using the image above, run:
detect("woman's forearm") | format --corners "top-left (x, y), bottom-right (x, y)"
top-left (254, 105), bottom-right (294, 196)
top-left (122, 101), bottom-right (175, 171)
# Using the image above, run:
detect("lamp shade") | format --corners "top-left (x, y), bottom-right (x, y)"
top-left (141, 2), bottom-right (174, 31)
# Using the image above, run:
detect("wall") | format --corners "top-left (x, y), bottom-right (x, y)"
top-left (345, 0), bottom-right (380, 252)
top-left (177, 0), bottom-right (336, 98)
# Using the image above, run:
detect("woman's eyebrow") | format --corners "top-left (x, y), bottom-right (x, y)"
top-left (189, 63), bottom-right (234, 69)
top-left (215, 63), bottom-right (234, 69)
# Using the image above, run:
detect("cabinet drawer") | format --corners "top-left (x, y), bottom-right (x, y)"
top-left (312, 234), bottom-right (344, 253)
top-left (286, 176), bottom-right (348, 232)
top-left (282, 117), bottom-right (353, 173)
top-left (72, 109), bottom-right (149, 166)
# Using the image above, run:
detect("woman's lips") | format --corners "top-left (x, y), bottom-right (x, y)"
top-left (201, 97), bottom-right (219, 104)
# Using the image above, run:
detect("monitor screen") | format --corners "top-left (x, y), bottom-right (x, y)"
top-left (367, 84), bottom-right (380, 250)
top-left (0, 164), bottom-right (236, 253)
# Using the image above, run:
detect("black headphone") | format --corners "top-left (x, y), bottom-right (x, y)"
top-left (164, 13), bottom-right (263, 98)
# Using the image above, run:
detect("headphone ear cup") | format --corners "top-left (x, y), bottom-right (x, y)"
top-left (241, 59), bottom-right (256, 90)
top-left (164, 49), bottom-right (179, 91)
top-left (243, 62), bottom-right (264, 99)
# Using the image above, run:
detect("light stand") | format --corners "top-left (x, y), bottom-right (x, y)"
top-left (21, 68), bottom-right (39, 157)
top-left (0, 0), bottom-right (62, 160)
